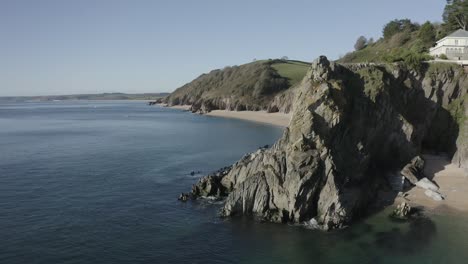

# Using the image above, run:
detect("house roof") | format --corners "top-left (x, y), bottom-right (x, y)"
top-left (447, 29), bottom-right (468, 38)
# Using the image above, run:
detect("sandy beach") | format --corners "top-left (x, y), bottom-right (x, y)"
top-left (395, 154), bottom-right (468, 212)
top-left (206, 110), bottom-right (292, 127)
top-left (157, 104), bottom-right (192, 110)
top-left (160, 104), bottom-right (292, 127)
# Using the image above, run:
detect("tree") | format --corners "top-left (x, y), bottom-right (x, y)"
top-left (418, 21), bottom-right (436, 45)
top-left (354, 36), bottom-right (368, 50)
top-left (383, 19), bottom-right (418, 39)
top-left (443, 0), bottom-right (468, 30)
top-left (281, 56), bottom-right (289, 60)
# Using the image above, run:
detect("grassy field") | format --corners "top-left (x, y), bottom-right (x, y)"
top-left (271, 60), bottom-right (310, 86)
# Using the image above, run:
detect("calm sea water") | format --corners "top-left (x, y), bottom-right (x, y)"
top-left (1, 101), bottom-right (467, 264)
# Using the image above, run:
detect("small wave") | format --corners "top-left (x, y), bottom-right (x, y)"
top-left (301, 218), bottom-right (321, 230)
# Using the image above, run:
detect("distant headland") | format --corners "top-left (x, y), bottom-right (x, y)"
top-left (0, 92), bottom-right (169, 103)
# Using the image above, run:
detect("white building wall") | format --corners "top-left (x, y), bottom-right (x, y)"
top-left (430, 37), bottom-right (468, 58)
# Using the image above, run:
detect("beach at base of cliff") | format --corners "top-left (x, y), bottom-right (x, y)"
top-left (205, 110), bottom-right (292, 127)
top-left (394, 154), bottom-right (468, 213)
top-left (158, 104), bottom-right (292, 127)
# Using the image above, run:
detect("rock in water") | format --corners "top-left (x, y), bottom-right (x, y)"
top-left (184, 56), bottom-right (467, 229)
top-left (178, 193), bottom-right (190, 202)
top-left (190, 166), bottom-right (231, 198)
top-left (392, 202), bottom-right (412, 219)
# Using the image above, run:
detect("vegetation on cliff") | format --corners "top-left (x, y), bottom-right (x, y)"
top-left (339, 19), bottom-right (436, 67)
top-left (164, 59), bottom-right (309, 113)
top-left (340, 1), bottom-right (467, 68)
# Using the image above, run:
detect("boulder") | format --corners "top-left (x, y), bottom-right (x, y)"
top-left (178, 193), bottom-right (190, 202)
top-left (415, 178), bottom-right (439, 192)
top-left (400, 156), bottom-right (425, 185)
top-left (391, 202), bottom-right (412, 219)
top-left (424, 189), bottom-right (445, 201)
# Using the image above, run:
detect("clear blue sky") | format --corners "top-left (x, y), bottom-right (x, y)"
top-left (1, 0), bottom-right (446, 96)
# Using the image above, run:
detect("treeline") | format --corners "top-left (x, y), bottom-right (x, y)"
top-left (341, 0), bottom-right (467, 69)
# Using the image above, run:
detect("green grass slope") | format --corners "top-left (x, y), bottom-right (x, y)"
top-left (165, 59), bottom-right (310, 112)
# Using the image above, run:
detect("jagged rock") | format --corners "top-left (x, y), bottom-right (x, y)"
top-left (400, 156), bottom-right (425, 185)
top-left (190, 166), bottom-right (231, 198)
top-left (391, 202), bottom-right (412, 219)
top-left (183, 56), bottom-right (467, 229)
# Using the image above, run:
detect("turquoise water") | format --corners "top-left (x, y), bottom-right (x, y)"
top-left (1, 101), bottom-right (467, 263)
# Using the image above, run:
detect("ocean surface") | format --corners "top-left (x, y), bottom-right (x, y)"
top-left (1, 100), bottom-right (468, 264)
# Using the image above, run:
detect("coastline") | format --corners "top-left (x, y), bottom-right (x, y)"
top-left (206, 110), bottom-right (292, 127)
top-left (161, 104), bottom-right (467, 214)
top-left (395, 154), bottom-right (468, 213)
top-left (159, 104), bottom-right (292, 127)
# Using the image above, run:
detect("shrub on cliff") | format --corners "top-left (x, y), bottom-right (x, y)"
top-left (383, 19), bottom-right (419, 39)
top-left (354, 36), bottom-right (368, 51)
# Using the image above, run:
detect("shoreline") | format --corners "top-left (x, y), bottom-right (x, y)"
top-left (159, 104), bottom-right (292, 127)
top-left (394, 154), bottom-right (468, 213)
top-left (206, 110), bottom-right (291, 127)
top-left (161, 105), bottom-right (467, 214)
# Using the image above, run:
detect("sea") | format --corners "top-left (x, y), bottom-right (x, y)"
top-left (1, 100), bottom-right (467, 264)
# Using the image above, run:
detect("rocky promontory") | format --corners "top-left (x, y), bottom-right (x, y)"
top-left (186, 56), bottom-right (467, 230)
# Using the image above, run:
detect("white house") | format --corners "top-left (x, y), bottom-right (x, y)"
top-left (430, 29), bottom-right (468, 60)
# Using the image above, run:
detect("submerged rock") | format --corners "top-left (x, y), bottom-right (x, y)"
top-left (178, 193), bottom-right (190, 202)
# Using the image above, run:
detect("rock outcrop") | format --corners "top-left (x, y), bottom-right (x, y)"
top-left (188, 57), bottom-right (467, 229)
top-left (391, 202), bottom-right (412, 219)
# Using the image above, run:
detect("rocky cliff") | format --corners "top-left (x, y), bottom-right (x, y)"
top-left (188, 57), bottom-right (467, 229)
top-left (163, 60), bottom-right (309, 113)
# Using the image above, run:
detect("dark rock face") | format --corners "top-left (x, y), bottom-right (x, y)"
top-left (188, 57), bottom-right (467, 229)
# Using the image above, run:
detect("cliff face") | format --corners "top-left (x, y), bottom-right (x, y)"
top-left (164, 60), bottom-right (309, 113)
top-left (190, 57), bottom-right (467, 229)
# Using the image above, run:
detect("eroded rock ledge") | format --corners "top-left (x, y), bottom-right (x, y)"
top-left (185, 56), bottom-right (467, 230)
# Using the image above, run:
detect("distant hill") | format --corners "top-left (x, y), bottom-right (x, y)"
top-left (0, 93), bottom-right (170, 103)
top-left (163, 59), bottom-right (310, 113)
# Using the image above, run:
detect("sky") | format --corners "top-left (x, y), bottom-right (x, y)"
top-left (0, 0), bottom-right (446, 96)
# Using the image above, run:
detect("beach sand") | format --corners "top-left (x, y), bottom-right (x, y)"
top-left (157, 104), bottom-right (192, 110)
top-left (161, 104), bottom-right (292, 127)
top-left (206, 110), bottom-right (292, 127)
top-left (395, 154), bottom-right (468, 212)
